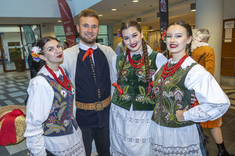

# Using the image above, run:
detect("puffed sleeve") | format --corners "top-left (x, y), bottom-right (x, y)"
top-left (24, 76), bottom-right (54, 156)
top-left (183, 64), bottom-right (230, 122)
top-left (155, 52), bottom-right (167, 69)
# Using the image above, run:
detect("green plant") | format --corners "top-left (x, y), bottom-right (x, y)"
top-left (12, 47), bottom-right (22, 60)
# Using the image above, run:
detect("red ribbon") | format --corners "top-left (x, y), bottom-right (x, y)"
top-left (0, 109), bottom-right (26, 146)
top-left (112, 83), bottom-right (124, 95)
top-left (82, 48), bottom-right (94, 62)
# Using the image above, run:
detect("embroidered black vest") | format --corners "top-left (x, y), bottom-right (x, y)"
top-left (152, 62), bottom-right (197, 128)
top-left (39, 72), bottom-right (78, 136)
top-left (111, 51), bottom-right (158, 111)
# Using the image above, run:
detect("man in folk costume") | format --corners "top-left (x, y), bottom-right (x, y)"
top-left (192, 28), bottom-right (234, 156)
top-left (61, 9), bottom-right (116, 156)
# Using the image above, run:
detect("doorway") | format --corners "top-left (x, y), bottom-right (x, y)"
top-left (0, 25), bottom-right (41, 73)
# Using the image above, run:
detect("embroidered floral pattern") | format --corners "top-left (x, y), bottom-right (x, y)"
top-left (163, 113), bottom-right (170, 121)
top-left (119, 86), bottom-right (131, 100)
top-left (48, 116), bottom-right (56, 123)
top-left (137, 86), bottom-right (155, 104)
top-left (152, 64), bottom-right (196, 127)
top-left (60, 89), bottom-right (67, 98)
top-left (43, 75), bottom-right (74, 136)
top-left (174, 89), bottom-right (184, 101)
top-left (112, 52), bottom-right (158, 110)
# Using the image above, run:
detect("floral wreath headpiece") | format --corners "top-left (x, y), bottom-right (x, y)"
top-left (31, 46), bottom-right (41, 62)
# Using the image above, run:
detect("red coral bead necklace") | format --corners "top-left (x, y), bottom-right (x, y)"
top-left (128, 50), bottom-right (145, 68)
top-left (45, 65), bottom-right (72, 91)
top-left (161, 54), bottom-right (188, 79)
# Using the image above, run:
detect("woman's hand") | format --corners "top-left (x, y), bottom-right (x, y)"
top-left (176, 106), bottom-right (189, 122)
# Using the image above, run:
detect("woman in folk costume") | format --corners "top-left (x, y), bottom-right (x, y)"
top-left (24, 36), bottom-right (85, 156)
top-left (110, 21), bottom-right (167, 156)
top-left (150, 21), bottom-right (230, 156)
top-left (192, 28), bottom-right (233, 156)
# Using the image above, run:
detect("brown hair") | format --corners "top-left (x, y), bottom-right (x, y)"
top-left (169, 20), bottom-right (193, 56)
top-left (35, 36), bottom-right (58, 55)
top-left (78, 9), bottom-right (99, 24)
top-left (117, 21), bottom-right (151, 92)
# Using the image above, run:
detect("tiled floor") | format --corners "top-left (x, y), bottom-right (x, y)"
top-left (0, 70), bottom-right (234, 156)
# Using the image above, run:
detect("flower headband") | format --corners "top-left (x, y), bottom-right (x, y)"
top-left (31, 46), bottom-right (41, 62)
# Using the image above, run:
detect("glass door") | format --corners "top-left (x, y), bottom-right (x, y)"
top-left (0, 26), bottom-right (24, 72)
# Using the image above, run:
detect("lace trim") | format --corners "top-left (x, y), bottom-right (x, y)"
top-left (113, 131), bottom-right (151, 144)
top-left (52, 142), bottom-right (84, 156)
top-left (151, 143), bottom-right (201, 156)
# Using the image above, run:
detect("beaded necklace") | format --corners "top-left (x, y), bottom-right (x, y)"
top-left (161, 55), bottom-right (188, 79)
top-left (128, 50), bottom-right (145, 68)
top-left (45, 65), bottom-right (72, 91)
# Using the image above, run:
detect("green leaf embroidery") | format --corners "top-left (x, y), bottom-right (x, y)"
top-left (139, 86), bottom-right (146, 96)
top-left (58, 106), bottom-right (66, 121)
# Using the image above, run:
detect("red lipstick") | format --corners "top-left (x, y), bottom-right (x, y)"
top-left (57, 54), bottom-right (63, 58)
top-left (170, 44), bottom-right (178, 48)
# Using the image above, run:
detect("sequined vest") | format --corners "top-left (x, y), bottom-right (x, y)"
top-left (111, 51), bottom-right (158, 111)
top-left (152, 62), bottom-right (197, 128)
top-left (39, 72), bottom-right (78, 136)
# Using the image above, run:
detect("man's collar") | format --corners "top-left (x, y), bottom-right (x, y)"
top-left (79, 41), bottom-right (98, 51)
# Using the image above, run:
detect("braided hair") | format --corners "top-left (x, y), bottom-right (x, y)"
top-left (117, 21), bottom-right (151, 93)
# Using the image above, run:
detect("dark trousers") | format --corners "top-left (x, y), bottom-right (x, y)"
top-left (80, 124), bottom-right (110, 156)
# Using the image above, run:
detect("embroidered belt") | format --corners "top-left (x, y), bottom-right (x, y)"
top-left (76, 96), bottom-right (111, 111)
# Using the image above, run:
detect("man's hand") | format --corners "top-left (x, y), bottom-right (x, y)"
top-left (176, 106), bottom-right (189, 122)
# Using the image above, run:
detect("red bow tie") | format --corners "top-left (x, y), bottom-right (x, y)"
top-left (82, 48), bottom-right (94, 62)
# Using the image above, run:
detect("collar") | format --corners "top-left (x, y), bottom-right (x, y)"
top-left (130, 44), bottom-right (153, 57)
top-left (79, 41), bottom-right (98, 51)
top-left (191, 41), bottom-right (209, 52)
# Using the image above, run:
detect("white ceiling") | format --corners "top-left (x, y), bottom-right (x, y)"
top-left (89, 0), bottom-right (196, 27)
top-left (0, 0), bottom-right (196, 30)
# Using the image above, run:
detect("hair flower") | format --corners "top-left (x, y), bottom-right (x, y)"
top-left (31, 46), bottom-right (41, 62)
top-left (117, 29), bottom-right (122, 37)
top-left (161, 28), bottom-right (167, 43)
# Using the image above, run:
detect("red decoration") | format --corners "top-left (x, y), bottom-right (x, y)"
top-left (148, 81), bottom-right (155, 98)
top-left (112, 83), bottom-right (124, 95)
top-left (117, 29), bottom-right (122, 37)
top-left (57, 0), bottom-right (76, 47)
top-left (161, 55), bottom-right (188, 79)
top-left (82, 48), bottom-right (94, 62)
top-left (45, 65), bottom-right (72, 91)
top-left (0, 109), bottom-right (25, 145)
top-left (128, 51), bottom-right (145, 69)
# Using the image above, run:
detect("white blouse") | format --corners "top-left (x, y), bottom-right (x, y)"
top-left (182, 57), bottom-right (230, 122)
top-left (24, 66), bottom-right (83, 156)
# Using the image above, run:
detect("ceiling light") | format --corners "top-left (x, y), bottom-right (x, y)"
top-left (133, 0), bottom-right (139, 2)
top-left (98, 14), bottom-right (103, 17)
top-left (190, 3), bottom-right (196, 12)
top-left (58, 20), bottom-right (62, 23)
top-left (112, 9), bottom-right (117, 11)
